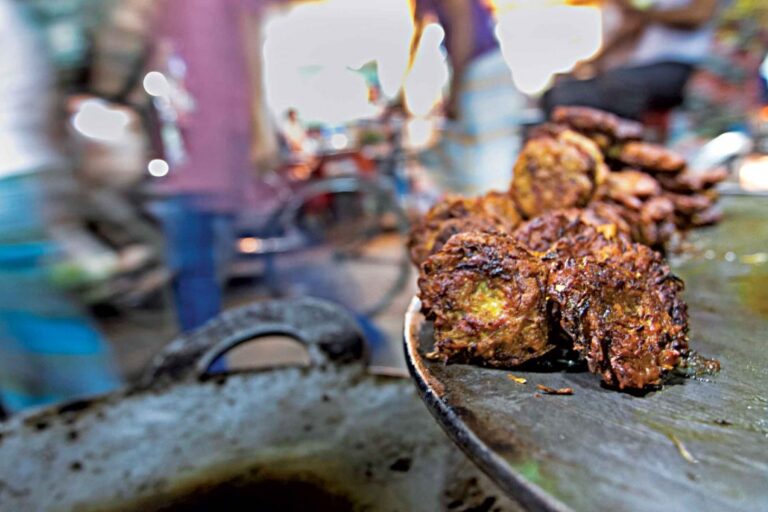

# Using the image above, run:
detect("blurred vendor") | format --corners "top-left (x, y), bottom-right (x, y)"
top-left (407, 0), bottom-right (525, 196)
top-left (543, 0), bottom-right (718, 121)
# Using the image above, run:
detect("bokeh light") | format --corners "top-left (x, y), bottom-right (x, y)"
top-left (147, 159), bottom-right (170, 177)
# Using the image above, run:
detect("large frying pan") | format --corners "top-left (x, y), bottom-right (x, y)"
top-left (404, 195), bottom-right (768, 512)
top-left (0, 298), bottom-right (519, 511)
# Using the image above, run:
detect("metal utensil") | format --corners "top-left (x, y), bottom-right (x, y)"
top-left (0, 298), bottom-right (519, 511)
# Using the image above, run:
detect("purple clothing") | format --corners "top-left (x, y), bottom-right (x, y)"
top-left (417, 0), bottom-right (498, 60)
top-left (154, 0), bottom-right (264, 213)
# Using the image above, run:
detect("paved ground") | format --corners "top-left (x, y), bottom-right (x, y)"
top-left (98, 233), bottom-right (416, 383)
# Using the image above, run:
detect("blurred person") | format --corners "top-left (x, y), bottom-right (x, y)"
top-left (147, 0), bottom-right (278, 333)
top-left (0, 0), bottom-right (120, 413)
top-left (281, 108), bottom-right (309, 155)
top-left (407, 0), bottom-right (525, 196)
top-left (543, 0), bottom-right (719, 121)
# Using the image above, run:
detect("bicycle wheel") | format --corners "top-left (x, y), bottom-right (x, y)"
top-left (269, 176), bottom-right (411, 318)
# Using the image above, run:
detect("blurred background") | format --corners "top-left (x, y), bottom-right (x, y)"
top-left (0, 0), bottom-right (766, 414)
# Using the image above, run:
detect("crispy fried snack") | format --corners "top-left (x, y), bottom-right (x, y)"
top-left (419, 232), bottom-right (553, 367)
top-left (510, 130), bottom-right (607, 219)
top-left (552, 106), bottom-right (644, 144)
top-left (407, 193), bottom-right (522, 265)
top-left (481, 191), bottom-right (524, 225)
top-left (428, 215), bottom-right (504, 260)
top-left (555, 229), bottom-right (688, 357)
top-left (600, 170), bottom-right (662, 206)
top-left (513, 206), bottom-right (630, 253)
top-left (690, 205), bottom-right (723, 227)
top-left (548, 258), bottom-right (686, 390)
top-left (655, 167), bottom-right (729, 194)
top-left (612, 141), bottom-right (686, 173)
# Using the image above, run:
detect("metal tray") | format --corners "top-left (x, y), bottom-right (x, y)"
top-left (404, 196), bottom-right (768, 512)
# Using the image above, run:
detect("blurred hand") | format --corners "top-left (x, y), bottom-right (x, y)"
top-left (572, 60), bottom-right (599, 79)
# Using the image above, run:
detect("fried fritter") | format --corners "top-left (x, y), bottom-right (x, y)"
top-left (407, 193), bottom-right (522, 265)
top-left (589, 238), bottom-right (688, 343)
top-left (513, 206), bottom-right (630, 254)
top-left (481, 191), bottom-right (524, 226)
top-left (665, 192), bottom-right (715, 216)
top-left (655, 167), bottom-right (729, 194)
top-left (429, 215), bottom-right (504, 260)
top-left (552, 106), bottom-right (644, 143)
top-left (689, 204), bottom-right (723, 227)
top-left (612, 141), bottom-right (686, 173)
top-left (527, 122), bottom-right (568, 140)
top-left (548, 258), bottom-right (686, 390)
top-left (419, 232), bottom-right (553, 367)
top-left (511, 130), bottom-right (607, 219)
top-left (581, 201), bottom-right (633, 237)
top-left (601, 170), bottom-right (662, 202)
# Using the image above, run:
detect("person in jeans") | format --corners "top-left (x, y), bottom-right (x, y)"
top-left (148, 0), bottom-right (276, 332)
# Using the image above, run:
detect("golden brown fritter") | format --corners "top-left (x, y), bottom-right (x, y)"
top-left (665, 192), bottom-right (715, 216)
top-left (513, 210), bottom-right (582, 253)
top-left (481, 191), bottom-right (524, 227)
top-left (510, 130), bottom-right (607, 219)
top-left (551, 106), bottom-right (644, 143)
top-left (548, 258), bottom-right (686, 390)
top-left (513, 206), bottom-right (630, 254)
top-left (407, 193), bottom-right (522, 265)
top-left (600, 170), bottom-right (662, 203)
top-left (655, 167), bottom-right (729, 194)
top-left (429, 215), bottom-right (504, 260)
top-left (418, 232), bottom-right (553, 367)
top-left (689, 205), bottom-right (723, 227)
top-left (527, 122), bottom-right (570, 140)
top-left (612, 141), bottom-right (686, 173)
top-left (519, 215), bottom-right (688, 350)
top-left (591, 169), bottom-right (680, 248)
top-left (581, 201), bottom-right (634, 237)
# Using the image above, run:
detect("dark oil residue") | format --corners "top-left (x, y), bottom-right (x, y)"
top-left (136, 478), bottom-right (356, 512)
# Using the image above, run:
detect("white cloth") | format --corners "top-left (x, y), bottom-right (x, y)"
top-left (434, 49), bottom-right (524, 196)
top-left (629, 0), bottom-right (714, 66)
top-left (0, 0), bottom-right (59, 178)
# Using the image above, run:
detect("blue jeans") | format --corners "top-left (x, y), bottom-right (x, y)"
top-left (154, 196), bottom-right (234, 333)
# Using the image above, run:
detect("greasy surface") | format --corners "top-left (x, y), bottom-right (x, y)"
top-left (419, 232), bottom-right (553, 368)
top-left (510, 130), bottom-right (605, 219)
top-left (405, 195), bottom-right (768, 512)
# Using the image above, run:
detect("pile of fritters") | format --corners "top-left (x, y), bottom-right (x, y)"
top-left (551, 106), bottom-right (726, 246)
top-left (408, 107), bottom-right (727, 266)
top-left (419, 221), bottom-right (689, 391)
top-left (410, 106), bottom-right (725, 391)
